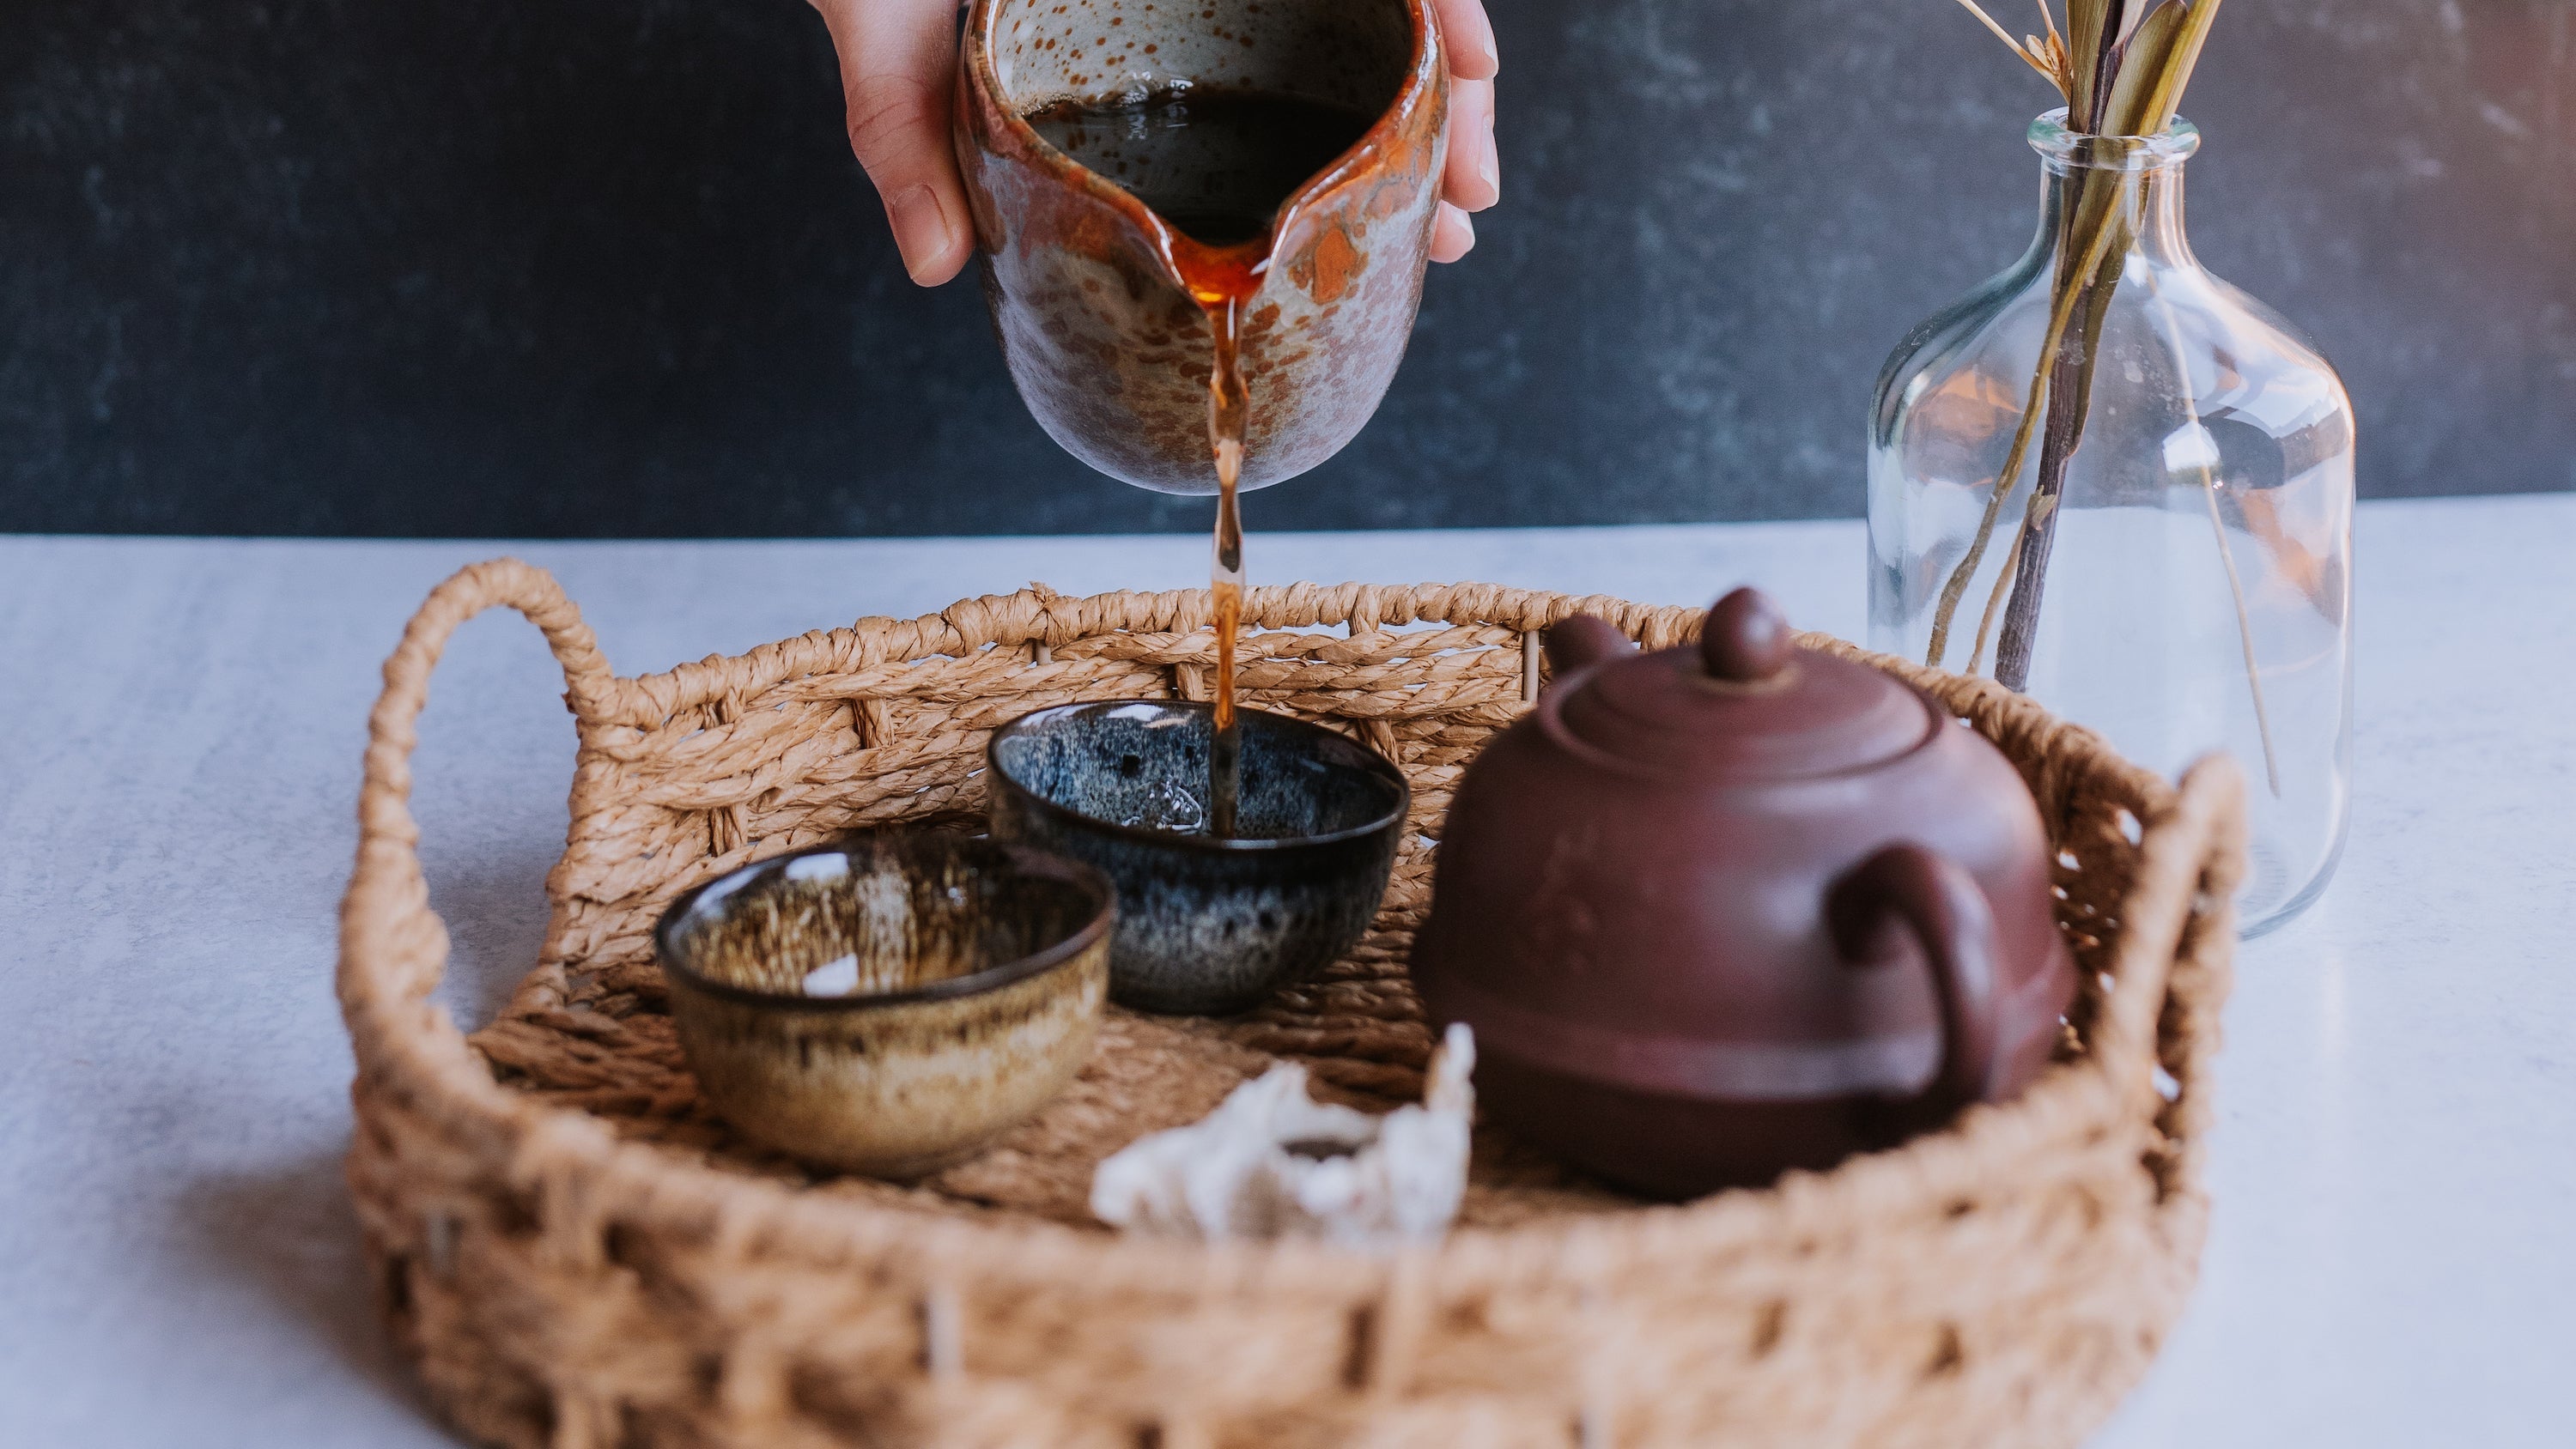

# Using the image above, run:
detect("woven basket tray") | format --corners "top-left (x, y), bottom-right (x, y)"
top-left (340, 559), bottom-right (2244, 1449)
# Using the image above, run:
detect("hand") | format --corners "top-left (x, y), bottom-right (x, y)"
top-left (807, 0), bottom-right (1502, 285)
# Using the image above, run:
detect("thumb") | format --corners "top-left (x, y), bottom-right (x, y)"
top-left (811, 0), bottom-right (974, 286)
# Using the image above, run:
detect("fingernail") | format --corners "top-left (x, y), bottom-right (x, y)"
top-left (1442, 204), bottom-right (1475, 257)
top-left (887, 184), bottom-right (955, 283)
top-left (1477, 136), bottom-right (1498, 198)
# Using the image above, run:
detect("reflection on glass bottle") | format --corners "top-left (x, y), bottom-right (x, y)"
top-left (1869, 111), bottom-right (2354, 935)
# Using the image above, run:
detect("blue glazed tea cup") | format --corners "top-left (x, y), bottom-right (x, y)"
top-left (986, 700), bottom-right (1408, 1015)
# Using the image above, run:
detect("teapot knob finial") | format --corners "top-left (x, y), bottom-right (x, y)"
top-left (1545, 615), bottom-right (1635, 678)
top-left (1700, 587), bottom-right (1793, 683)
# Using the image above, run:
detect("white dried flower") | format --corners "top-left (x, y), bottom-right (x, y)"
top-left (1091, 1023), bottom-right (1476, 1247)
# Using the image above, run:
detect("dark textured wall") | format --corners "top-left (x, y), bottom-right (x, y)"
top-left (4, 0), bottom-right (2570, 537)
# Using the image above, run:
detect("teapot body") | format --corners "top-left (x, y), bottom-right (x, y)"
top-left (1414, 643), bottom-right (2074, 1198)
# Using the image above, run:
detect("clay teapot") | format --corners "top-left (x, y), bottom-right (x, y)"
top-left (1413, 588), bottom-right (2075, 1198)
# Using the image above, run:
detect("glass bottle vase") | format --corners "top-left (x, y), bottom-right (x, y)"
top-left (1868, 111), bottom-right (2354, 936)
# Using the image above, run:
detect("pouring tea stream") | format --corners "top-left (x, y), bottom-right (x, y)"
top-left (957, 0), bottom-right (1454, 834)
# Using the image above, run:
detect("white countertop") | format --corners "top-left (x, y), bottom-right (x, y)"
top-left (3, 494), bottom-right (2570, 1446)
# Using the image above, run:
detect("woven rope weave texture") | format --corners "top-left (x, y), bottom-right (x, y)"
top-left (339, 559), bottom-right (2244, 1449)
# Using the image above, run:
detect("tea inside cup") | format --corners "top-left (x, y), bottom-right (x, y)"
top-left (987, 700), bottom-right (1409, 1015)
top-left (655, 833), bottom-right (1111, 1178)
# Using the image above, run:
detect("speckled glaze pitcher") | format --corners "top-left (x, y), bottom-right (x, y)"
top-left (955, 0), bottom-right (1449, 493)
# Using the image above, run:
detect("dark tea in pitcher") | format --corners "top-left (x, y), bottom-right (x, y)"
top-left (1024, 88), bottom-right (1375, 246)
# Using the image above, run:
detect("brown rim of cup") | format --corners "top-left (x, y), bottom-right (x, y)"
top-left (653, 834), bottom-right (1115, 1014)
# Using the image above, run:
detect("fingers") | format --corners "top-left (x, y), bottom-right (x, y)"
top-left (811, 0), bottom-right (974, 286)
top-left (1429, 201), bottom-right (1475, 263)
top-left (1433, 0), bottom-right (1498, 80)
top-left (1434, 0), bottom-right (1498, 250)
top-left (1443, 76), bottom-right (1497, 213)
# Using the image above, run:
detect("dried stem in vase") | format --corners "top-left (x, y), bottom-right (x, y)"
top-left (1926, 0), bottom-right (2234, 689)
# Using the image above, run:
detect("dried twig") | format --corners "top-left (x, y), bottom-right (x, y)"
top-left (1990, 0), bottom-right (2222, 688)
top-left (1923, 197), bottom-right (2126, 668)
top-left (1953, 0), bottom-right (2069, 92)
top-left (2142, 263), bottom-right (2283, 796)
top-left (1926, 0), bottom-right (2236, 690)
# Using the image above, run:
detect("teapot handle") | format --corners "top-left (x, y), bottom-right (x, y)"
top-left (1826, 843), bottom-right (2000, 1107)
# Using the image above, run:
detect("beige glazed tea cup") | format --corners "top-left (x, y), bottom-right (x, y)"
top-left (655, 833), bottom-right (1112, 1178)
top-left (954, 0), bottom-right (1450, 492)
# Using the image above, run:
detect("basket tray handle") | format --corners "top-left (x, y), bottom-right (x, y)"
top-left (341, 559), bottom-right (616, 1035)
top-left (2087, 755), bottom-right (2246, 1152)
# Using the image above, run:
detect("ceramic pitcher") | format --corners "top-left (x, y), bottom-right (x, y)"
top-left (954, 0), bottom-right (1449, 493)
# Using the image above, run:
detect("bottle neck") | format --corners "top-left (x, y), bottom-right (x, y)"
top-left (2036, 155), bottom-right (2193, 268)
top-left (2026, 110), bottom-right (2201, 270)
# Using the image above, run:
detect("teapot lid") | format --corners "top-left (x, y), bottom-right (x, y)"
top-left (1552, 588), bottom-right (1934, 782)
